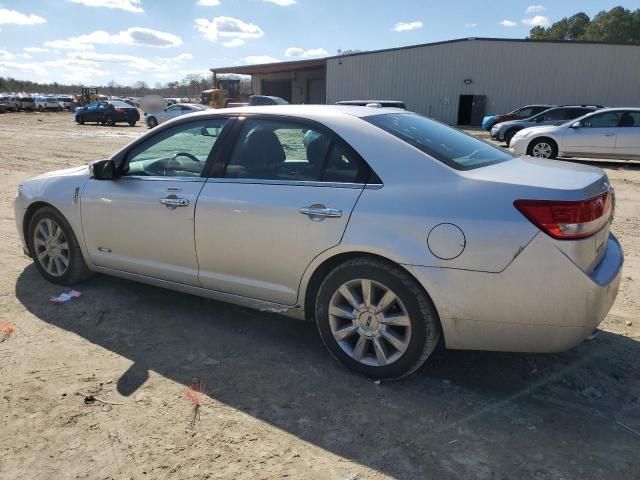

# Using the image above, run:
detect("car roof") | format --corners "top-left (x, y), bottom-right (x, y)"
top-left (214, 104), bottom-right (407, 118)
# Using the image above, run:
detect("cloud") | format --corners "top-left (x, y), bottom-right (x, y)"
top-left (222, 38), bottom-right (245, 47)
top-left (68, 51), bottom-right (192, 71)
top-left (45, 27), bottom-right (183, 50)
top-left (24, 47), bottom-right (50, 53)
top-left (244, 55), bottom-right (279, 64)
top-left (195, 16), bottom-right (264, 44)
top-left (0, 57), bottom-right (109, 83)
top-left (67, 0), bottom-right (143, 13)
top-left (522, 15), bottom-right (550, 26)
top-left (525, 5), bottom-right (546, 14)
top-left (285, 47), bottom-right (328, 58)
top-left (0, 8), bottom-right (46, 26)
top-left (0, 49), bottom-right (15, 60)
top-left (197, 0), bottom-right (220, 4)
top-left (464, 23), bottom-right (478, 28)
top-left (392, 21), bottom-right (423, 32)
top-left (264, 0), bottom-right (296, 5)
top-left (499, 19), bottom-right (518, 27)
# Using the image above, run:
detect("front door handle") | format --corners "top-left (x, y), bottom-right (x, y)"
top-left (160, 197), bottom-right (189, 209)
top-left (299, 206), bottom-right (342, 218)
top-left (604, 134), bottom-right (616, 137)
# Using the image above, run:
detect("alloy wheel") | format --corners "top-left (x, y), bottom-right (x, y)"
top-left (328, 278), bottom-right (412, 367)
top-left (532, 142), bottom-right (553, 158)
top-left (33, 218), bottom-right (70, 277)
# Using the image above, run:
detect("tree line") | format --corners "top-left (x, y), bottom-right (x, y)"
top-left (528, 6), bottom-right (640, 43)
top-left (0, 73), bottom-right (251, 98)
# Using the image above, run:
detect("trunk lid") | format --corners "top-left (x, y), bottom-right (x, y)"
top-left (463, 155), bottom-right (612, 273)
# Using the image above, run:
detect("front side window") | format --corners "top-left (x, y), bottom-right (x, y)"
top-left (225, 119), bottom-right (331, 181)
top-left (123, 118), bottom-right (228, 177)
top-left (365, 113), bottom-right (514, 170)
top-left (582, 112), bottom-right (622, 128)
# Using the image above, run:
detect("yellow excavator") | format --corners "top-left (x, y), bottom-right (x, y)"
top-left (75, 87), bottom-right (101, 107)
top-left (201, 76), bottom-right (244, 108)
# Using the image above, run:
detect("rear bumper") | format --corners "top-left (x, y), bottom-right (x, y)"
top-left (405, 233), bottom-right (623, 353)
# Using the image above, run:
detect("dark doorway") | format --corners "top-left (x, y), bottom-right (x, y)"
top-left (457, 94), bottom-right (487, 126)
top-left (457, 95), bottom-right (474, 125)
top-left (261, 80), bottom-right (292, 103)
top-left (306, 78), bottom-right (326, 104)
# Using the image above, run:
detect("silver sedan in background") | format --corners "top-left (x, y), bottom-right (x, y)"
top-left (145, 102), bottom-right (209, 128)
top-left (14, 105), bottom-right (623, 379)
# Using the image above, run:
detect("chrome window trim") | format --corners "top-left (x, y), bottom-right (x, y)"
top-left (205, 177), bottom-right (376, 189)
top-left (119, 176), bottom-right (206, 183)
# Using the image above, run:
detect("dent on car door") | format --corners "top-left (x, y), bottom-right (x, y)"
top-left (195, 117), bottom-right (370, 305)
top-left (81, 118), bottom-right (230, 285)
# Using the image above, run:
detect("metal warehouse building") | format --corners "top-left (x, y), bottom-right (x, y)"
top-left (211, 37), bottom-right (640, 126)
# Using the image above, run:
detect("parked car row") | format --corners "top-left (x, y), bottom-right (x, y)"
top-left (0, 93), bottom-right (75, 112)
top-left (484, 103), bottom-right (640, 160)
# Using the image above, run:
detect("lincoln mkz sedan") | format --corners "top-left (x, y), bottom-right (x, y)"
top-left (14, 105), bottom-right (623, 379)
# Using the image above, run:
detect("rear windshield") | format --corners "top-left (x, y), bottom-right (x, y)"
top-left (110, 101), bottom-right (134, 108)
top-left (365, 113), bottom-right (515, 170)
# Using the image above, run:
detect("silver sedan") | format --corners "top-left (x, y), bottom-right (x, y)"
top-left (145, 102), bottom-right (209, 128)
top-left (14, 105), bottom-right (623, 379)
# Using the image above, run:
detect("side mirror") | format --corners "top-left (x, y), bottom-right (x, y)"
top-left (570, 121), bottom-right (582, 129)
top-left (90, 159), bottom-right (117, 180)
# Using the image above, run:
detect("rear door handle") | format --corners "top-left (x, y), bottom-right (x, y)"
top-left (604, 134), bottom-right (616, 137)
top-left (299, 206), bottom-right (342, 218)
top-left (160, 197), bottom-right (189, 208)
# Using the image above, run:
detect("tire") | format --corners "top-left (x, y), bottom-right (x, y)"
top-left (129, 121), bottom-right (136, 127)
top-left (504, 129), bottom-right (518, 147)
top-left (105, 115), bottom-right (115, 127)
top-left (315, 257), bottom-right (441, 380)
top-left (27, 206), bottom-right (93, 286)
top-left (147, 117), bottom-right (158, 128)
top-left (77, 116), bottom-right (85, 125)
top-left (527, 138), bottom-right (558, 159)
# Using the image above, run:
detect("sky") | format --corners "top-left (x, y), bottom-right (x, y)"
top-left (0, 0), bottom-right (637, 87)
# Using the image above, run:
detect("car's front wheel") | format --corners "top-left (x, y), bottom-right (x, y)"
top-left (528, 138), bottom-right (558, 159)
top-left (315, 257), bottom-right (440, 380)
top-left (147, 116), bottom-right (158, 128)
top-left (505, 129), bottom-right (518, 147)
top-left (27, 207), bottom-right (93, 285)
top-left (77, 115), bottom-right (84, 125)
top-left (105, 115), bottom-right (115, 126)
top-left (129, 121), bottom-right (136, 127)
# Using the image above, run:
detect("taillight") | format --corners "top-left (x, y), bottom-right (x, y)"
top-left (514, 191), bottom-right (612, 240)
top-left (115, 108), bottom-right (125, 112)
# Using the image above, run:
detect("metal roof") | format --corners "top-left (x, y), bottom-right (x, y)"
top-left (210, 37), bottom-right (640, 75)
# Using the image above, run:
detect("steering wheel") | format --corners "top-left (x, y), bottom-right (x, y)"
top-left (166, 152), bottom-right (200, 175)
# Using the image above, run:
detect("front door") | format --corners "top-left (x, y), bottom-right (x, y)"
top-left (81, 117), bottom-right (229, 285)
top-left (563, 111), bottom-right (620, 156)
top-left (196, 117), bottom-right (369, 305)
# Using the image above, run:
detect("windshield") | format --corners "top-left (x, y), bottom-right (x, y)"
top-left (365, 113), bottom-right (515, 170)
top-left (110, 101), bottom-right (133, 108)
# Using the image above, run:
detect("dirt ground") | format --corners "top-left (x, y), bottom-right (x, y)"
top-left (1, 111), bottom-right (639, 480)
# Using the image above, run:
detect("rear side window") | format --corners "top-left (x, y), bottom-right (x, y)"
top-left (365, 113), bottom-right (514, 170)
top-left (322, 143), bottom-right (369, 183)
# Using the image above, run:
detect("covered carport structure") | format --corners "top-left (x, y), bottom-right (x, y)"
top-left (211, 58), bottom-right (327, 104)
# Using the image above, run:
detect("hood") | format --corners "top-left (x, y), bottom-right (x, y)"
top-left (494, 118), bottom-right (531, 129)
top-left (32, 165), bottom-right (89, 180)
top-left (513, 124), bottom-right (561, 137)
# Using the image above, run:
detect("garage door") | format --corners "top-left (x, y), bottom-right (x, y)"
top-left (261, 80), bottom-right (292, 103)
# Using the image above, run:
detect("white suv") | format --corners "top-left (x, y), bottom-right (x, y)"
top-left (510, 108), bottom-right (640, 160)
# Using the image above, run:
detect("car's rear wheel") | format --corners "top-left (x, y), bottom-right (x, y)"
top-left (528, 138), bottom-right (558, 159)
top-left (505, 129), bottom-right (518, 147)
top-left (27, 207), bottom-right (93, 285)
top-left (105, 115), bottom-right (115, 126)
top-left (147, 116), bottom-right (158, 128)
top-left (315, 257), bottom-right (440, 380)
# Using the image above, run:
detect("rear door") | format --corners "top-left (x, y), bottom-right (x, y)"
top-left (195, 116), bottom-right (369, 305)
top-left (614, 111), bottom-right (640, 159)
top-left (563, 111), bottom-right (621, 157)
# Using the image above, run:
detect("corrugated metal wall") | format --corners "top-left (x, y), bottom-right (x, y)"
top-left (326, 40), bottom-right (640, 125)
